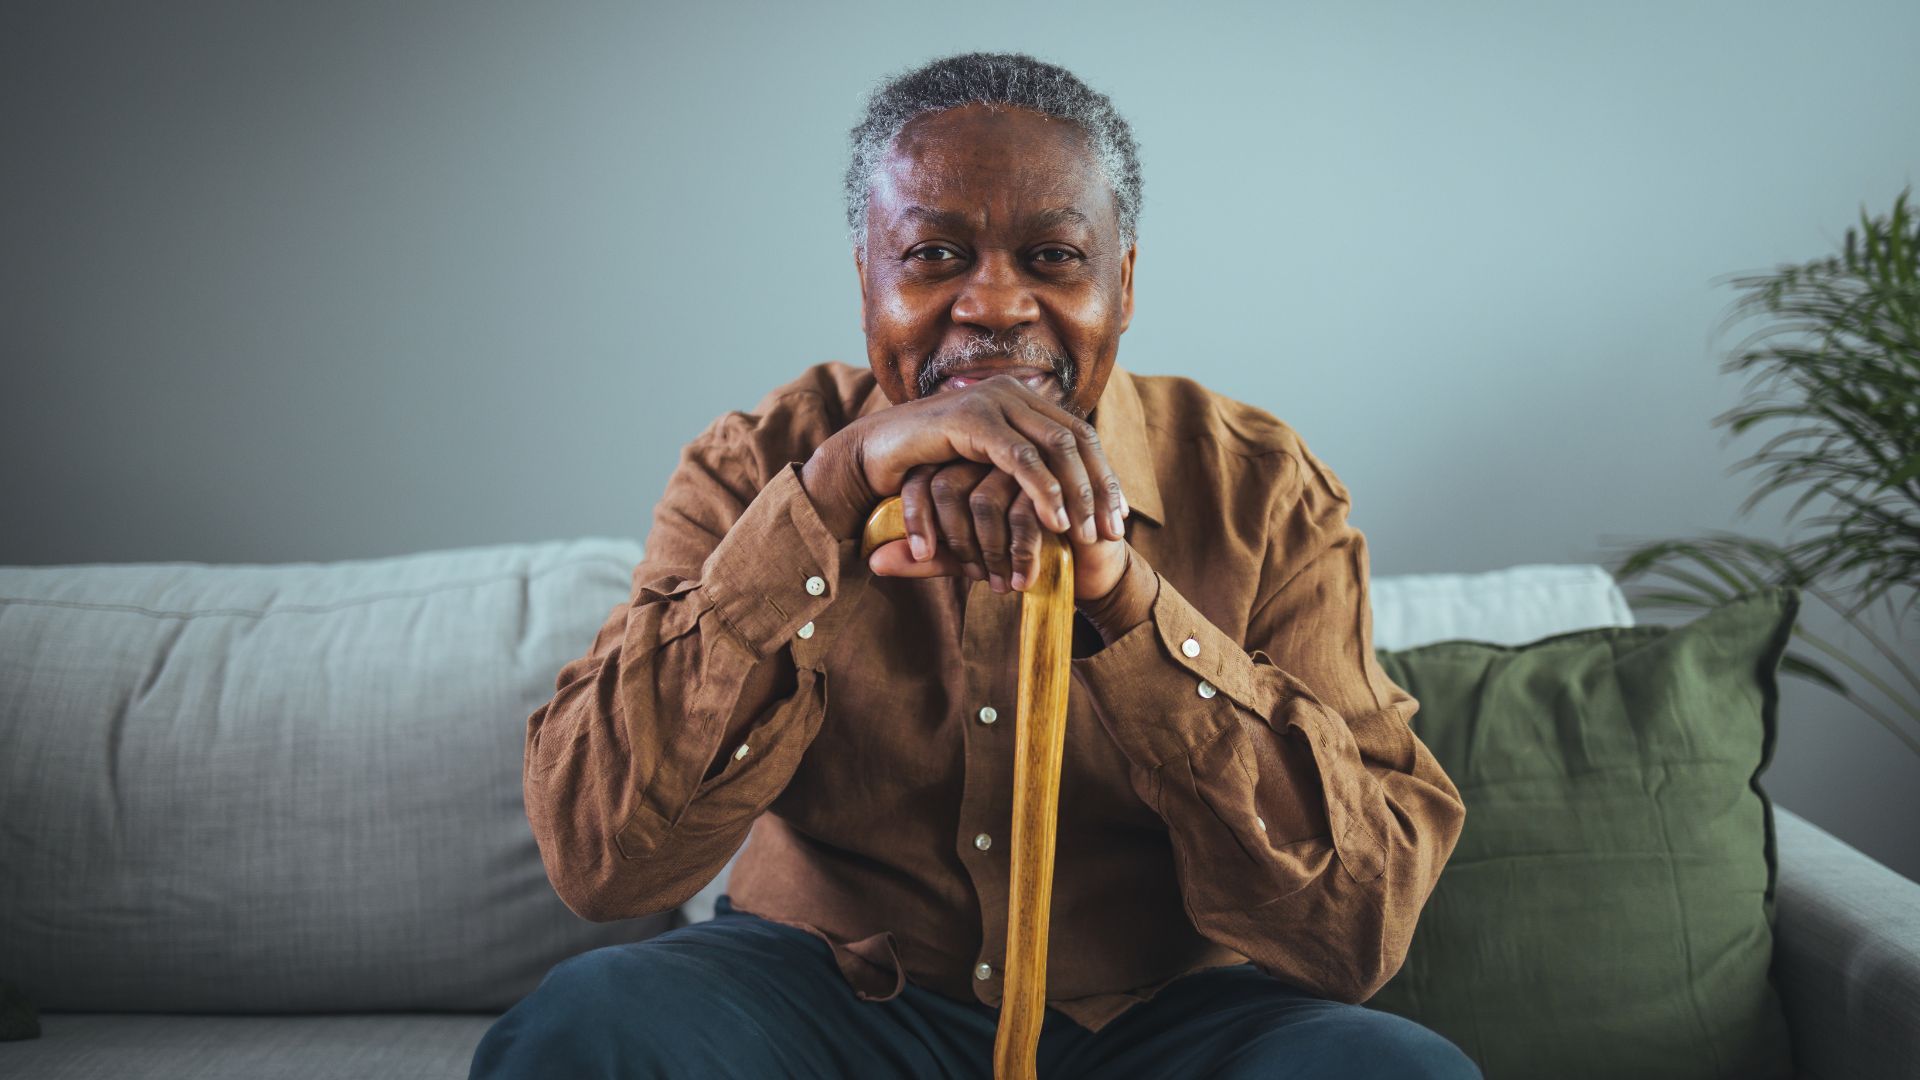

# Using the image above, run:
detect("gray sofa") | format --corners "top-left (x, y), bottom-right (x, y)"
top-left (2, 539), bottom-right (1915, 1079)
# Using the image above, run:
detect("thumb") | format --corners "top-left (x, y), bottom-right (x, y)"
top-left (868, 538), bottom-right (967, 579)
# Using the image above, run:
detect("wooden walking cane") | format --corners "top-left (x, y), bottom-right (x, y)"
top-left (860, 495), bottom-right (1073, 1080)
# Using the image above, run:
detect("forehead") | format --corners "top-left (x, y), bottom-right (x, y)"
top-left (871, 104), bottom-right (1112, 230)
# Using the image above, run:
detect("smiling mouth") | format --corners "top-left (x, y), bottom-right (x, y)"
top-left (937, 368), bottom-right (1059, 395)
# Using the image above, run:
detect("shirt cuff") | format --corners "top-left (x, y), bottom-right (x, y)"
top-left (1076, 542), bottom-right (1159, 645)
top-left (1071, 570), bottom-right (1268, 769)
top-left (699, 462), bottom-right (870, 662)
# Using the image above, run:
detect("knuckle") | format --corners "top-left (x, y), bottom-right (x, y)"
top-left (1014, 444), bottom-right (1042, 468)
top-left (1046, 427), bottom-right (1078, 452)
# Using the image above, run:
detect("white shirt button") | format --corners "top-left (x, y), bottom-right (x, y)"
top-left (974, 833), bottom-right (992, 851)
top-left (1181, 637), bottom-right (1201, 658)
top-left (733, 743), bottom-right (750, 761)
top-left (804, 575), bottom-right (827, 596)
top-left (977, 705), bottom-right (998, 725)
top-left (974, 962), bottom-right (993, 980)
top-left (1197, 680), bottom-right (1217, 699)
top-left (1255, 815), bottom-right (1267, 832)
top-left (796, 620), bottom-right (815, 640)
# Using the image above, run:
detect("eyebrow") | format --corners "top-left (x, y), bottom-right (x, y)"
top-left (898, 205), bottom-right (1092, 231)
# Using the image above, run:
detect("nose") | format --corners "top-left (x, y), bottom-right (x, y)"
top-left (948, 251), bottom-right (1040, 336)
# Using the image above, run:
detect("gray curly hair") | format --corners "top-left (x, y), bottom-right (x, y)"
top-left (844, 52), bottom-right (1142, 251)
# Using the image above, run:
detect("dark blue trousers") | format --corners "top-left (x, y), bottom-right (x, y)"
top-left (471, 897), bottom-right (1481, 1080)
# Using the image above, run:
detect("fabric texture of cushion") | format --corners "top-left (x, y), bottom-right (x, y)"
top-left (1365, 587), bottom-right (1800, 1080)
top-left (0, 539), bottom-right (671, 1013)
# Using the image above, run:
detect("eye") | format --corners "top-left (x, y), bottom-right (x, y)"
top-left (1032, 247), bottom-right (1080, 265)
top-left (910, 245), bottom-right (962, 262)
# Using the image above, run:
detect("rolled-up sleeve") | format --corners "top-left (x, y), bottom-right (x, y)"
top-left (1072, 449), bottom-right (1465, 1003)
top-left (524, 408), bottom-right (867, 922)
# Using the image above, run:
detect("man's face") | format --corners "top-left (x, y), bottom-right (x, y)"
top-left (856, 103), bottom-right (1136, 420)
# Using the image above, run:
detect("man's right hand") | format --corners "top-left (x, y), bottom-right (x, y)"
top-left (799, 372), bottom-right (1129, 565)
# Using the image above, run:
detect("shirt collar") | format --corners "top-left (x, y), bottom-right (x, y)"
top-left (853, 362), bottom-right (1164, 527)
top-left (1090, 364), bottom-right (1163, 527)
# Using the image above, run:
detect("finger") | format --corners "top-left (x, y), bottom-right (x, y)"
top-left (952, 390), bottom-right (1069, 534)
top-left (1070, 416), bottom-right (1129, 541)
top-left (959, 430), bottom-right (1064, 535)
top-left (1008, 493), bottom-right (1043, 591)
top-left (899, 464), bottom-right (940, 562)
top-left (994, 385), bottom-right (1099, 544)
top-left (928, 461), bottom-right (992, 571)
top-left (868, 539), bottom-right (969, 579)
top-left (995, 379), bottom-right (1128, 541)
top-left (968, 469), bottom-right (1022, 592)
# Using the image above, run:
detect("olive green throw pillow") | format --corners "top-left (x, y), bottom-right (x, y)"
top-left (1365, 587), bottom-right (1798, 1080)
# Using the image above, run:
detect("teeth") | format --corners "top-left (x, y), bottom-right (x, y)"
top-left (943, 372), bottom-right (1055, 392)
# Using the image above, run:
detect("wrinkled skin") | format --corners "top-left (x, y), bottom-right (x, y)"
top-left (803, 103), bottom-right (1138, 600)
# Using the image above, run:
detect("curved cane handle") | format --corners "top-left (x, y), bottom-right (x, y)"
top-left (859, 495), bottom-right (1070, 1080)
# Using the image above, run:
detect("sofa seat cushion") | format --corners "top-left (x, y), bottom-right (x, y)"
top-left (0, 1013), bottom-right (493, 1080)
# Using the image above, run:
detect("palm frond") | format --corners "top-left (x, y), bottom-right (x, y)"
top-left (1608, 188), bottom-right (1920, 757)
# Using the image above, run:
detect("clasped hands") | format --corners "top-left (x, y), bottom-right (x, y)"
top-left (799, 373), bottom-right (1133, 605)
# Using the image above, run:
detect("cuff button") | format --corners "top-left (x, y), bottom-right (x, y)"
top-left (804, 575), bottom-right (827, 596)
top-left (1196, 680), bottom-right (1217, 699)
top-left (1181, 636), bottom-right (1201, 657)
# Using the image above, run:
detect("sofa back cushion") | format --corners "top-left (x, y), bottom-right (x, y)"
top-left (0, 539), bottom-right (669, 1013)
top-left (1368, 562), bottom-right (1634, 650)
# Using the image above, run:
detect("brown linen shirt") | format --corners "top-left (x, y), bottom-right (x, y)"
top-left (523, 360), bottom-right (1466, 1032)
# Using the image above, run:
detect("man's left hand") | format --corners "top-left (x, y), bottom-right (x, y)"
top-left (864, 459), bottom-right (1129, 603)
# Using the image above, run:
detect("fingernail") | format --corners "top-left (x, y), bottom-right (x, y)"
top-left (1110, 509), bottom-right (1125, 537)
top-left (1120, 492), bottom-right (1131, 518)
top-left (909, 534), bottom-right (929, 561)
top-left (1079, 517), bottom-right (1097, 544)
top-left (1011, 571), bottom-right (1028, 591)
top-left (1053, 506), bottom-right (1072, 531)
top-left (989, 572), bottom-right (1005, 593)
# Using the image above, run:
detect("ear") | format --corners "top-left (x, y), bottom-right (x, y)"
top-left (854, 246), bottom-right (869, 325)
top-left (1118, 241), bottom-right (1137, 334)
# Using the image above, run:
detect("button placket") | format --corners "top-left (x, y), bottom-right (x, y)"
top-left (955, 584), bottom-right (1017, 994)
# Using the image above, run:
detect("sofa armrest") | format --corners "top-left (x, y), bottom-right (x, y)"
top-left (1771, 805), bottom-right (1920, 1080)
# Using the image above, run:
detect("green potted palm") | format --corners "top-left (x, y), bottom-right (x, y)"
top-left (1607, 190), bottom-right (1920, 757)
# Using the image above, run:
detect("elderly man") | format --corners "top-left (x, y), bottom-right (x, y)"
top-left (471, 52), bottom-right (1476, 1080)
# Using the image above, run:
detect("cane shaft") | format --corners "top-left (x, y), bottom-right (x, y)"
top-left (993, 530), bottom-right (1071, 1080)
top-left (861, 497), bottom-right (1070, 1080)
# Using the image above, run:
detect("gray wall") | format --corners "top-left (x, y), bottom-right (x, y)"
top-left (6, 2), bottom-right (1917, 881)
